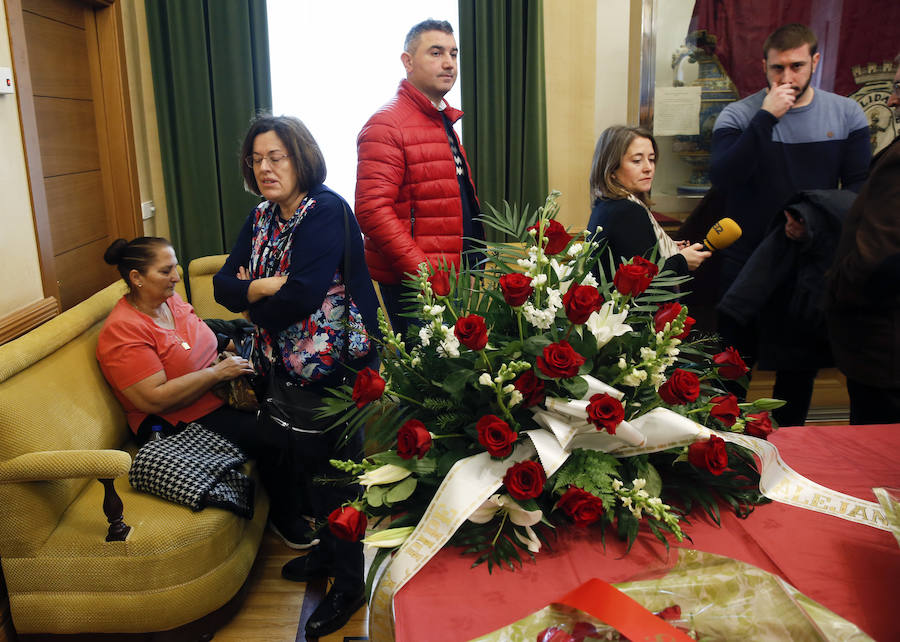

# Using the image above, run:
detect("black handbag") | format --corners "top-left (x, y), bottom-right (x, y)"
top-left (257, 201), bottom-right (355, 460)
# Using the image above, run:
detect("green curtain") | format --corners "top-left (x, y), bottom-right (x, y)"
top-left (458, 0), bottom-right (548, 240)
top-left (145, 0), bottom-right (271, 267)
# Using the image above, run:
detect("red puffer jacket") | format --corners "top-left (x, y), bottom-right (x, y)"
top-left (356, 79), bottom-right (477, 284)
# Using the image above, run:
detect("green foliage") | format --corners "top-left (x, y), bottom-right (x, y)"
top-left (551, 449), bottom-right (621, 508)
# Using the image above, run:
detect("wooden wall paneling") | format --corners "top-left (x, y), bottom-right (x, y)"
top-left (21, 9), bottom-right (91, 99)
top-left (5, 0), bottom-right (59, 302)
top-left (0, 297), bottom-right (59, 345)
top-left (45, 171), bottom-right (107, 254)
top-left (93, 1), bottom-right (142, 240)
top-left (83, 5), bottom-right (118, 259)
top-left (55, 237), bottom-right (117, 309)
top-left (33, 97), bottom-right (101, 177)
top-left (23, 0), bottom-right (84, 28)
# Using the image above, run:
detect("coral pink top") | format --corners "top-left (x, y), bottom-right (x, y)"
top-left (97, 293), bottom-right (223, 433)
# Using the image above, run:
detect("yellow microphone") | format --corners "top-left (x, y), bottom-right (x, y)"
top-left (702, 218), bottom-right (742, 252)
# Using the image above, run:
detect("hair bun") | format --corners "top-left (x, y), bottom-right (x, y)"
top-left (103, 238), bottom-right (130, 266)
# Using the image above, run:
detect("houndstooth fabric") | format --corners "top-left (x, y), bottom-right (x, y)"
top-left (129, 423), bottom-right (254, 518)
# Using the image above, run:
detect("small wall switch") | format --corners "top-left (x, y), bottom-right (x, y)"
top-left (0, 68), bottom-right (14, 94)
top-left (141, 201), bottom-right (156, 220)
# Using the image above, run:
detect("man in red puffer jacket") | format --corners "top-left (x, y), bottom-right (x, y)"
top-left (356, 19), bottom-right (482, 337)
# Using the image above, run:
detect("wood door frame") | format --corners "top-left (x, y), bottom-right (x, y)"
top-left (5, 0), bottom-right (141, 304)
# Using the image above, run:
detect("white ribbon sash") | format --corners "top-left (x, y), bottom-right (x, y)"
top-left (369, 403), bottom-right (889, 640)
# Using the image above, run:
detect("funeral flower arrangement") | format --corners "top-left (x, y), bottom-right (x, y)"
top-left (322, 192), bottom-right (780, 585)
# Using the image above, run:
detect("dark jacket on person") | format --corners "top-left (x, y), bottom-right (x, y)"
top-left (718, 189), bottom-right (856, 370)
top-left (587, 197), bottom-right (688, 283)
top-left (213, 184), bottom-right (381, 343)
top-left (826, 136), bottom-right (900, 388)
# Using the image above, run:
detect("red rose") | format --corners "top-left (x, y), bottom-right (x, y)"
top-left (396, 419), bottom-right (432, 459)
top-left (351, 367), bottom-right (385, 408)
top-left (658, 369), bottom-right (700, 405)
top-left (528, 218), bottom-right (573, 255)
top-left (585, 393), bottom-right (624, 434)
top-left (653, 302), bottom-right (695, 339)
top-left (562, 284), bottom-right (603, 324)
top-left (503, 460), bottom-right (547, 500)
top-left (513, 369), bottom-right (546, 408)
top-left (536, 340), bottom-right (585, 379)
top-left (613, 256), bottom-right (658, 297)
top-left (709, 394), bottom-right (740, 427)
top-left (713, 347), bottom-right (749, 380)
top-left (745, 411), bottom-right (774, 439)
top-left (428, 270), bottom-right (450, 297)
top-left (328, 505), bottom-right (367, 541)
top-left (556, 486), bottom-right (604, 527)
top-left (499, 272), bottom-right (533, 307)
top-left (454, 314), bottom-right (489, 351)
top-left (687, 435), bottom-right (729, 475)
top-left (476, 414), bottom-right (517, 458)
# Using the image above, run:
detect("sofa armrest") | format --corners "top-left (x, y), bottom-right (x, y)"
top-left (0, 449), bottom-right (131, 483)
top-left (0, 450), bottom-right (132, 541)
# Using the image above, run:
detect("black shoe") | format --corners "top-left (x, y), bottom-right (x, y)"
top-left (305, 584), bottom-right (366, 638)
top-left (269, 518), bottom-right (321, 550)
top-left (281, 553), bottom-right (329, 582)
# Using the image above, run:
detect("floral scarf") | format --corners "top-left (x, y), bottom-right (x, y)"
top-left (247, 198), bottom-right (314, 374)
top-left (246, 197), bottom-right (370, 383)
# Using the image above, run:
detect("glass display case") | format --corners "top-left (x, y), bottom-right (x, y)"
top-left (638, 0), bottom-right (736, 220)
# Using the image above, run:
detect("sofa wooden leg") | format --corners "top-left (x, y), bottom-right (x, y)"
top-left (99, 478), bottom-right (131, 542)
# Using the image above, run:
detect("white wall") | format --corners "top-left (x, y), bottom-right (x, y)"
top-left (0, 0), bottom-right (44, 314)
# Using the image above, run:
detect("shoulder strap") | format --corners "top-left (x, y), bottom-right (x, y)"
top-left (341, 201), bottom-right (352, 364)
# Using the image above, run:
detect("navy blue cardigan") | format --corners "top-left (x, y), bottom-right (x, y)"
top-left (587, 197), bottom-right (688, 282)
top-left (213, 184), bottom-right (381, 342)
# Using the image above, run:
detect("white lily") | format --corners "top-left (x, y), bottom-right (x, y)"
top-left (362, 526), bottom-right (415, 548)
top-left (585, 300), bottom-right (632, 349)
top-left (515, 524), bottom-right (542, 553)
top-left (358, 464), bottom-right (412, 488)
top-left (468, 493), bottom-right (543, 526)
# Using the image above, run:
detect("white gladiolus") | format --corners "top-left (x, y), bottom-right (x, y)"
top-left (546, 287), bottom-right (563, 310)
top-left (479, 372), bottom-right (493, 387)
top-left (438, 333), bottom-right (460, 358)
top-left (359, 464), bottom-right (412, 487)
top-left (522, 302), bottom-right (555, 329)
top-left (509, 389), bottom-right (524, 407)
top-left (585, 301), bottom-right (632, 349)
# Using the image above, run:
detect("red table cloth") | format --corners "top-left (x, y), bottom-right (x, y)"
top-left (393, 424), bottom-right (900, 641)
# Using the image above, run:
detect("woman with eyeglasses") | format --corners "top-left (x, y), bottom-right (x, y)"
top-left (213, 114), bottom-right (379, 637)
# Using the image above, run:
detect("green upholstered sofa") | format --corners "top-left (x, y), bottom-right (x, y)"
top-left (0, 276), bottom-right (268, 634)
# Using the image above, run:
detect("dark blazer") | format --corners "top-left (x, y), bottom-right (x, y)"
top-left (587, 197), bottom-right (687, 282)
top-left (213, 184), bottom-right (381, 342)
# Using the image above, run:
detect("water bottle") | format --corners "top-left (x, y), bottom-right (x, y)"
top-left (149, 424), bottom-right (164, 442)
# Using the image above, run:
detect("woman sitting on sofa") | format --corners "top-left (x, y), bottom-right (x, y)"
top-left (96, 237), bottom-right (314, 545)
top-left (96, 236), bottom-right (257, 445)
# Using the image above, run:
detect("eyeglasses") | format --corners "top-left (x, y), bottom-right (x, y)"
top-left (244, 153), bottom-right (291, 168)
